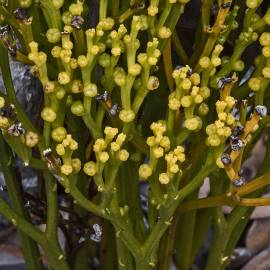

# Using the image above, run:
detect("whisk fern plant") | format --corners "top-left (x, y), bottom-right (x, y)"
top-left (0, 0), bottom-right (270, 269)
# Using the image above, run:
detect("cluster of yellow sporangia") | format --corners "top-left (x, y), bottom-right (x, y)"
top-left (55, 134), bottom-right (81, 176)
top-left (28, 11), bottom-right (165, 127)
top-left (139, 121), bottom-right (185, 184)
top-left (205, 96), bottom-right (236, 148)
top-left (169, 64), bottom-right (211, 132)
top-left (83, 127), bottom-right (129, 177)
top-left (147, 0), bottom-right (191, 18)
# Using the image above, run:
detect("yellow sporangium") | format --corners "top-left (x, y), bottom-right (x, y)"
top-left (119, 110), bottom-right (135, 123)
top-left (168, 96), bottom-right (181, 110)
top-left (93, 138), bottom-right (107, 152)
top-left (51, 127), bottom-right (67, 142)
top-left (98, 151), bottom-right (110, 163)
top-left (71, 159), bottom-right (81, 173)
top-left (104, 126), bottom-right (118, 143)
top-left (152, 147), bottom-right (164, 159)
top-left (248, 77), bottom-right (262, 92)
top-left (0, 116), bottom-right (9, 129)
top-left (150, 121), bottom-right (166, 136)
top-left (117, 149), bottom-right (130, 161)
top-left (159, 173), bottom-right (170, 184)
top-left (61, 164), bottom-right (73, 175)
top-left (158, 27), bottom-right (172, 39)
top-left (25, 131), bottom-right (39, 148)
top-left (147, 5), bottom-right (159, 16)
top-left (83, 161), bottom-right (97, 176)
top-left (56, 144), bottom-right (65, 156)
top-left (83, 83), bottom-right (98, 97)
top-left (41, 107), bottom-right (57, 123)
top-left (0, 97), bottom-right (5, 109)
top-left (185, 117), bottom-right (202, 131)
top-left (139, 164), bottom-right (153, 180)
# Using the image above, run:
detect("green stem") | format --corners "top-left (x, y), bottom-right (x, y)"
top-left (132, 67), bottom-right (150, 114)
top-left (157, 218), bottom-right (178, 270)
top-left (159, 3), bottom-right (185, 52)
top-left (172, 31), bottom-right (188, 64)
top-left (157, 2), bottom-right (172, 30)
top-left (118, 8), bottom-right (135, 23)
top-left (43, 242), bottom-right (70, 270)
top-left (101, 163), bottom-right (120, 207)
top-left (44, 171), bottom-right (59, 240)
top-left (68, 177), bottom-right (105, 217)
top-left (0, 192), bottom-right (45, 245)
top-left (205, 208), bottom-right (228, 270)
top-left (135, 260), bottom-right (151, 270)
top-left (167, 109), bottom-right (175, 140)
top-left (74, 241), bottom-right (95, 270)
top-left (0, 133), bottom-right (44, 270)
top-left (40, 0), bottom-right (62, 29)
top-left (141, 162), bottom-right (214, 266)
top-left (116, 238), bottom-right (135, 269)
top-left (189, 0), bottom-right (213, 67)
top-left (112, 0), bottom-right (120, 17)
top-left (121, 74), bottom-right (135, 110)
top-left (175, 209), bottom-right (197, 270)
top-left (19, 23), bottom-right (34, 51)
top-left (72, 30), bottom-right (86, 56)
top-left (29, 158), bottom-right (48, 170)
top-left (99, 0), bottom-right (108, 20)
top-left (83, 114), bottom-right (103, 140)
top-left (111, 217), bottom-right (142, 259)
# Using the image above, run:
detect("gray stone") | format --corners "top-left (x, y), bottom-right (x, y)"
top-left (242, 247), bottom-right (270, 270)
top-left (246, 219), bottom-right (270, 253)
top-left (0, 251), bottom-right (24, 266)
top-left (0, 244), bottom-right (25, 270)
top-left (251, 193), bottom-right (270, 219)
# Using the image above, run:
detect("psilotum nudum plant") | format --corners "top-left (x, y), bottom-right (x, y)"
top-left (0, 0), bottom-right (270, 269)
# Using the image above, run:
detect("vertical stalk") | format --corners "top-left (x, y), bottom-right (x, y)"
top-left (44, 171), bottom-right (59, 240)
top-left (140, 163), bottom-right (214, 266)
top-left (100, 222), bottom-right (118, 270)
top-left (74, 241), bottom-right (96, 270)
top-left (116, 238), bottom-right (135, 269)
top-left (0, 133), bottom-right (44, 270)
top-left (111, 0), bottom-right (120, 17)
top-left (157, 218), bottom-right (178, 270)
top-left (99, 0), bottom-right (108, 20)
top-left (39, 0), bottom-right (62, 29)
top-left (135, 261), bottom-right (152, 270)
top-left (163, 37), bottom-right (174, 92)
top-left (175, 210), bottom-right (197, 270)
top-left (159, 3), bottom-right (185, 52)
top-left (172, 31), bottom-right (188, 64)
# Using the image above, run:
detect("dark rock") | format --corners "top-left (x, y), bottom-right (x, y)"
top-left (0, 57), bottom-right (42, 120)
top-left (0, 266), bottom-right (26, 270)
top-left (227, 247), bottom-right (252, 269)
